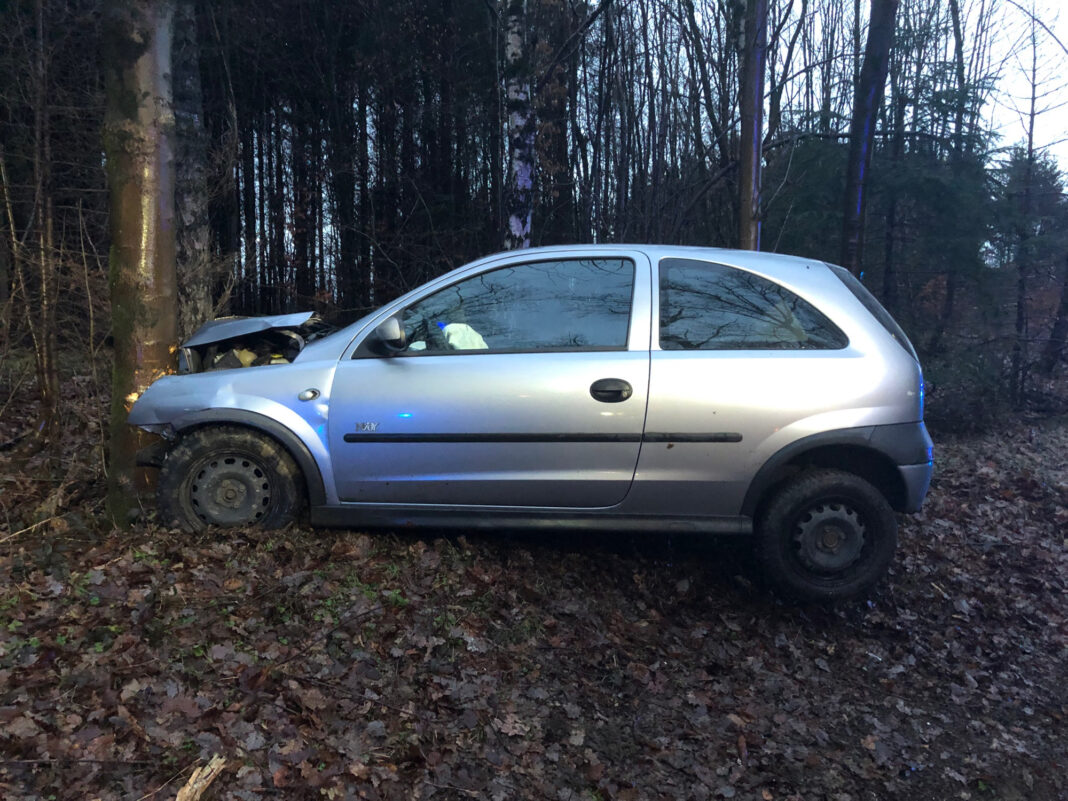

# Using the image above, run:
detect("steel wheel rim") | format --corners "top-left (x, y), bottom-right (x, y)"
top-left (188, 452), bottom-right (272, 526)
top-left (791, 501), bottom-right (867, 576)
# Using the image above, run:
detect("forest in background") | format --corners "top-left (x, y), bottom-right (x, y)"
top-left (1, 3), bottom-right (1066, 798)
top-left (1, 0), bottom-right (1067, 474)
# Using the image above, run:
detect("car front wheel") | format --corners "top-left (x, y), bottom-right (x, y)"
top-left (157, 426), bottom-right (303, 531)
top-left (756, 469), bottom-right (897, 601)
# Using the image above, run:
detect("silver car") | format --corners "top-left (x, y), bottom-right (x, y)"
top-left (128, 245), bottom-right (933, 600)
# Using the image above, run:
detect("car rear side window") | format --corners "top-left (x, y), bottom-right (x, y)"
top-left (826, 263), bottom-right (918, 360)
top-left (402, 258), bottom-right (634, 353)
top-left (659, 258), bottom-right (848, 351)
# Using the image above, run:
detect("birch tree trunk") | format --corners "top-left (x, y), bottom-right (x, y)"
top-left (503, 0), bottom-right (534, 250)
top-left (840, 0), bottom-right (899, 274)
top-left (103, 0), bottom-right (179, 524)
top-left (738, 0), bottom-right (768, 251)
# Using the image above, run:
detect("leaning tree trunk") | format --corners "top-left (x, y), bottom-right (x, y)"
top-left (503, 0), bottom-right (534, 250)
top-left (840, 0), bottom-right (899, 274)
top-left (102, 0), bottom-right (179, 525)
top-left (738, 0), bottom-right (768, 251)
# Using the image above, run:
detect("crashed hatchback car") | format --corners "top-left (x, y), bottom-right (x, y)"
top-left (129, 245), bottom-right (933, 600)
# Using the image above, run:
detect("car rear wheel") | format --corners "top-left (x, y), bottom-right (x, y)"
top-left (756, 469), bottom-right (897, 601)
top-left (158, 426), bottom-right (303, 531)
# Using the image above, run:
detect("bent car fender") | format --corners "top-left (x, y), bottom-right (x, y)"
top-left (169, 408), bottom-right (330, 507)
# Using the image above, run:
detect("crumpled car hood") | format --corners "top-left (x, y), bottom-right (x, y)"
top-left (182, 311), bottom-right (316, 348)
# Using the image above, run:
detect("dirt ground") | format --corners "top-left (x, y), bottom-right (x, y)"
top-left (1, 396), bottom-right (1066, 800)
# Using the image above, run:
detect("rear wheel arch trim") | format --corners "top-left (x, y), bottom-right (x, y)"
top-left (740, 427), bottom-right (910, 517)
top-left (170, 409), bottom-right (327, 507)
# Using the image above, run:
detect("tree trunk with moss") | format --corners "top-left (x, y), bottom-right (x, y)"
top-left (102, 0), bottom-right (179, 526)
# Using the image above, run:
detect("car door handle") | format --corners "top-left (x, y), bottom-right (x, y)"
top-left (590, 378), bottom-right (633, 403)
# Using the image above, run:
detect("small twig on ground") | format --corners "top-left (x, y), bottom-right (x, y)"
top-left (930, 582), bottom-right (951, 600)
top-left (0, 515), bottom-right (61, 546)
top-left (134, 765), bottom-right (188, 801)
top-left (175, 755), bottom-right (227, 801)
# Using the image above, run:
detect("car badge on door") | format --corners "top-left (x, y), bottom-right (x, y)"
top-left (353, 422), bottom-right (380, 433)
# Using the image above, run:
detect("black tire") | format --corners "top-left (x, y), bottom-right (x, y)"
top-left (756, 469), bottom-right (897, 602)
top-left (157, 426), bottom-right (304, 531)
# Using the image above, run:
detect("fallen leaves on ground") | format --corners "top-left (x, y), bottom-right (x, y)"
top-left (1, 416), bottom-right (1065, 800)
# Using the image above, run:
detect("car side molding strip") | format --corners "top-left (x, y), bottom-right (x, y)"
top-left (643, 432), bottom-right (743, 443)
top-left (342, 432), bottom-right (743, 444)
top-left (343, 432), bottom-right (642, 443)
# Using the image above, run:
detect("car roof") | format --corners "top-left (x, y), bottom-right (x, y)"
top-left (466, 244), bottom-right (827, 284)
top-left (482, 242), bottom-right (817, 264)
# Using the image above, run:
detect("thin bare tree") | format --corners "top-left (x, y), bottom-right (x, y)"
top-left (739, 0), bottom-right (769, 250)
top-left (841, 0), bottom-right (899, 274)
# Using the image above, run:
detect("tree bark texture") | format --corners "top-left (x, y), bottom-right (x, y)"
top-left (103, 0), bottom-right (179, 525)
top-left (738, 0), bottom-right (768, 251)
top-left (840, 0), bottom-right (899, 274)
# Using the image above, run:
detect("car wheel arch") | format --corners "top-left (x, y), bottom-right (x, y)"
top-left (169, 409), bottom-right (327, 507)
top-left (741, 429), bottom-right (907, 518)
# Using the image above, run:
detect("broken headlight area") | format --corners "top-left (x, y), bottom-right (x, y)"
top-left (177, 312), bottom-right (334, 374)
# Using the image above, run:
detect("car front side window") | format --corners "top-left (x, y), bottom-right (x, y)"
top-left (658, 258), bottom-right (847, 351)
top-left (402, 258), bottom-right (635, 354)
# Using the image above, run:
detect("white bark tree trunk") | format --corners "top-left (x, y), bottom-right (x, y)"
top-left (503, 0), bottom-right (534, 250)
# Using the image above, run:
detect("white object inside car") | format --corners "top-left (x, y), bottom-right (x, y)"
top-left (442, 322), bottom-right (488, 350)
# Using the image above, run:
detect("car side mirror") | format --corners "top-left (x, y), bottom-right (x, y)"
top-left (373, 316), bottom-right (407, 354)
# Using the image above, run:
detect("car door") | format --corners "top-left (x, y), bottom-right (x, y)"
top-left (327, 253), bottom-right (652, 508)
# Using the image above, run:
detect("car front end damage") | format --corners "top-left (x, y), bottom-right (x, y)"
top-left (127, 311), bottom-right (338, 480)
top-left (175, 311), bottom-right (334, 374)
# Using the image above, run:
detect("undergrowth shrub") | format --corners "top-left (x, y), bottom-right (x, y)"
top-left (924, 348), bottom-right (1012, 433)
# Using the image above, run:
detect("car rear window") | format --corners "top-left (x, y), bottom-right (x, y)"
top-left (659, 259), bottom-right (848, 351)
top-left (826, 263), bottom-right (918, 360)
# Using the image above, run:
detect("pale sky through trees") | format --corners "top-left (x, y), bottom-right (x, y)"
top-left (987, 0), bottom-right (1068, 165)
